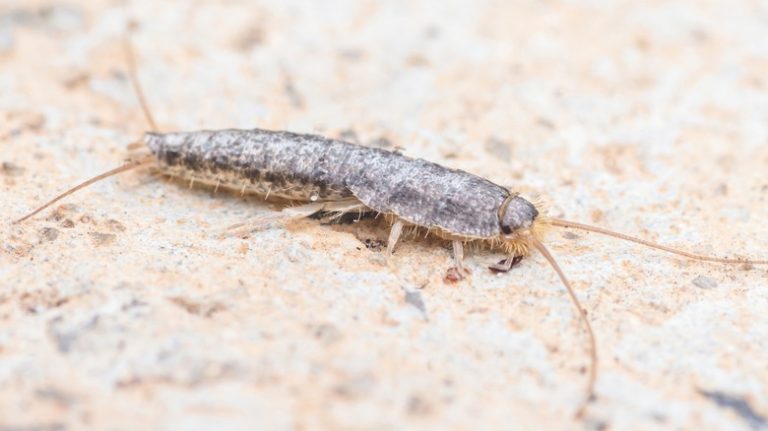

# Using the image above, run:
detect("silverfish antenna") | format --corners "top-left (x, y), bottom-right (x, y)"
top-left (12, 155), bottom-right (154, 224)
top-left (123, 35), bottom-right (158, 133)
top-left (13, 35), bottom-right (159, 224)
top-left (548, 218), bottom-right (768, 265)
top-left (530, 236), bottom-right (597, 419)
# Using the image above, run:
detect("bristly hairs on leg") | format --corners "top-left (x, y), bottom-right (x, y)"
top-left (529, 236), bottom-right (597, 419)
top-left (13, 30), bottom-right (158, 225)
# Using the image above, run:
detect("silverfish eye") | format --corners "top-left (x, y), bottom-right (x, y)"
top-left (500, 195), bottom-right (539, 234)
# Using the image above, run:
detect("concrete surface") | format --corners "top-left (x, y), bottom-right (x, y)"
top-left (2, 1), bottom-right (768, 430)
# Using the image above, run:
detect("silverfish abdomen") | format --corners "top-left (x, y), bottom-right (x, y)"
top-left (144, 128), bottom-right (537, 238)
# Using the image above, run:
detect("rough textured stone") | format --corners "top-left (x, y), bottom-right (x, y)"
top-left (2, 1), bottom-right (767, 430)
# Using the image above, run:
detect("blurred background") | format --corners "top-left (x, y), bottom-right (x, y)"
top-left (2, 1), bottom-right (767, 430)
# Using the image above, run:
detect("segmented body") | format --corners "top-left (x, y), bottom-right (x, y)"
top-left (145, 128), bottom-right (538, 239)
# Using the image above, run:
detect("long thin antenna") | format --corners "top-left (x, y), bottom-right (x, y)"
top-left (14, 31), bottom-right (162, 225)
top-left (530, 236), bottom-right (597, 419)
top-left (548, 218), bottom-right (767, 265)
top-left (13, 155), bottom-right (154, 224)
top-left (123, 36), bottom-right (158, 132)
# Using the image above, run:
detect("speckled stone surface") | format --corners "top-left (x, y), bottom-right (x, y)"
top-left (2, 1), bottom-right (768, 430)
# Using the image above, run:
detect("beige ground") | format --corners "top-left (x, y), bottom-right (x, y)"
top-left (2, 1), bottom-right (768, 430)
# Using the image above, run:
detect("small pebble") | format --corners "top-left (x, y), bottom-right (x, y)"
top-left (484, 136), bottom-right (511, 162)
top-left (692, 275), bottom-right (718, 289)
top-left (106, 219), bottom-right (126, 232)
top-left (88, 232), bottom-right (116, 246)
top-left (39, 227), bottom-right (59, 242)
top-left (1, 161), bottom-right (26, 177)
top-left (404, 290), bottom-right (427, 314)
top-left (562, 231), bottom-right (579, 240)
top-left (311, 323), bottom-right (342, 344)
